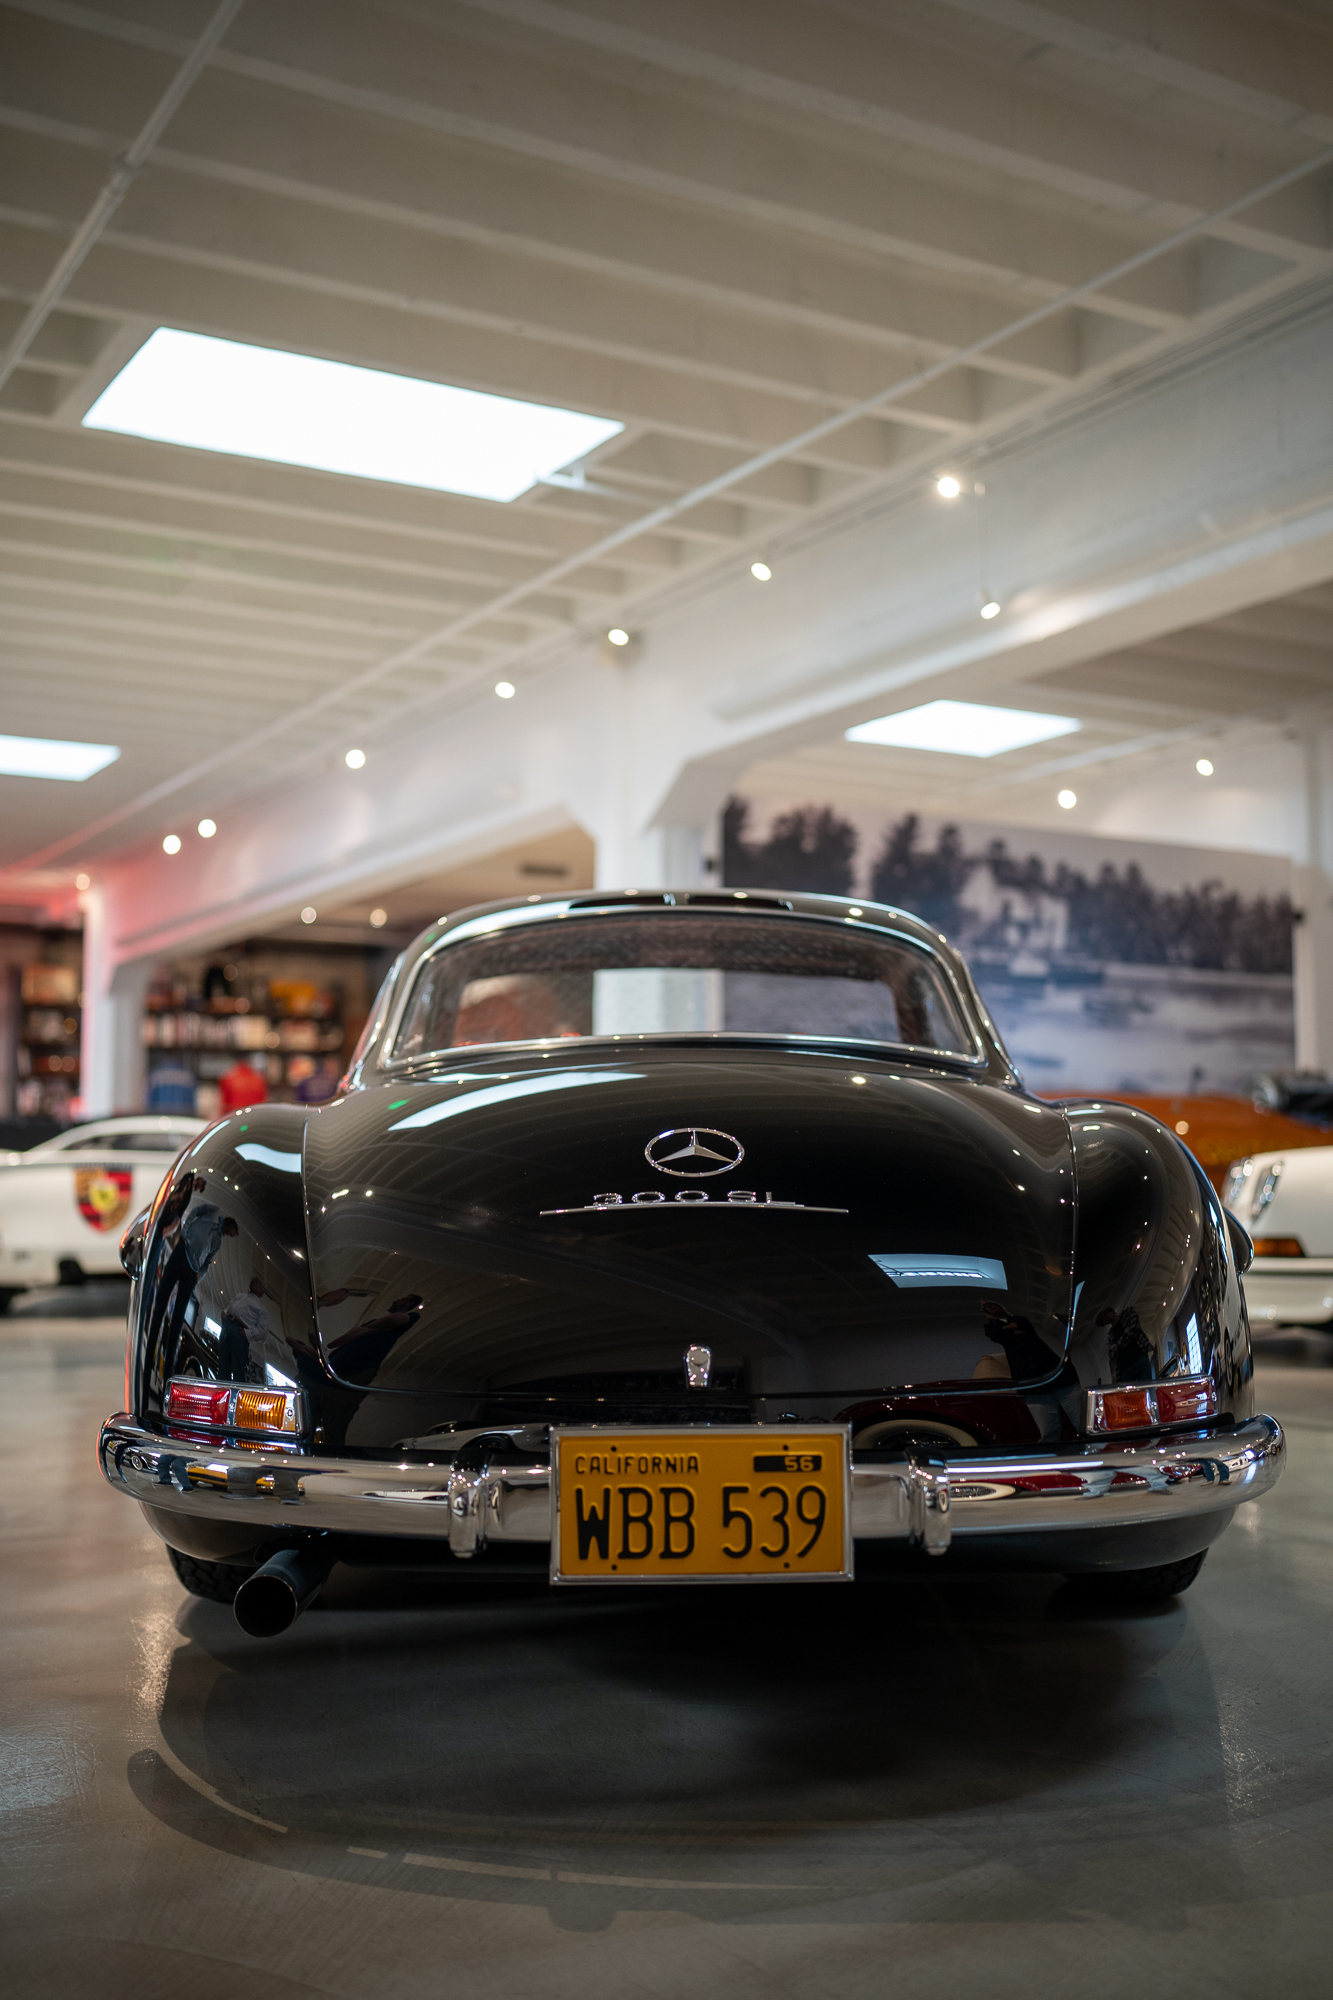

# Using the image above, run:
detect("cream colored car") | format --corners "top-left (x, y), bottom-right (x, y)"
top-left (1225, 1147), bottom-right (1333, 1328)
top-left (0, 1116), bottom-right (202, 1302)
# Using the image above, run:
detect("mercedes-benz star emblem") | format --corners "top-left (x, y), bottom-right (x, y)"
top-left (645, 1127), bottom-right (744, 1177)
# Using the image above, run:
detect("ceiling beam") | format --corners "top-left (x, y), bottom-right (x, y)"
top-left (448, 0), bottom-right (1333, 254)
top-left (930, 0), bottom-right (1333, 139)
top-left (8, 0), bottom-right (1320, 320)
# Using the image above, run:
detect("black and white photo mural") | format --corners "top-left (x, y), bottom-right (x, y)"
top-left (722, 796), bottom-right (1295, 1096)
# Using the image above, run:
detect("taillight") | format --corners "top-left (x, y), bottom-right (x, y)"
top-left (1156, 1380), bottom-right (1218, 1424)
top-left (1086, 1376), bottom-right (1217, 1435)
top-left (1088, 1387), bottom-right (1154, 1433)
top-left (166, 1381), bottom-right (231, 1426)
top-left (234, 1387), bottom-right (298, 1435)
top-left (1252, 1237), bottom-right (1304, 1258)
top-left (165, 1378), bottom-right (301, 1435)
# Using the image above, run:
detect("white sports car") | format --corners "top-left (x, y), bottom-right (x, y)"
top-left (0, 1116), bottom-right (203, 1304)
top-left (1225, 1146), bottom-right (1333, 1328)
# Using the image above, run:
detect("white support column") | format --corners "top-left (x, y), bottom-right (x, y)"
top-left (81, 887), bottom-right (151, 1117)
top-left (1293, 732), bottom-right (1333, 1075)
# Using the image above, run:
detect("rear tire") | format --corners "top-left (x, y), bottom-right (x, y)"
top-left (1067, 1549), bottom-right (1208, 1601)
top-left (167, 1545), bottom-right (253, 1605)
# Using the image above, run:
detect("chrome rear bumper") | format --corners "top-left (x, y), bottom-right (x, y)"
top-left (98, 1413), bottom-right (1284, 1561)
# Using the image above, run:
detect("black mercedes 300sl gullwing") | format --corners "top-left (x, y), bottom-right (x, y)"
top-left (99, 890), bottom-right (1283, 1636)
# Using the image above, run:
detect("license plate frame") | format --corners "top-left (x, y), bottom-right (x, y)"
top-left (550, 1425), bottom-right (853, 1585)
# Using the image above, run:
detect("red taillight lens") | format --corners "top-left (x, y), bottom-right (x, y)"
top-left (1090, 1388), bottom-right (1154, 1432)
top-left (1156, 1380), bottom-right (1218, 1424)
top-left (166, 1381), bottom-right (231, 1425)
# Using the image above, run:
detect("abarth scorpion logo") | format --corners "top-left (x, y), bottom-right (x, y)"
top-left (644, 1127), bottom-right (744, 1177)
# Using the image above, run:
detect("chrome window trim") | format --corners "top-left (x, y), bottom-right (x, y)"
top-left (377, 904), bottom-right (989, 1073)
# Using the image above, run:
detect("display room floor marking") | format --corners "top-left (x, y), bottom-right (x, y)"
top-left (153, 1730), bottom-right (288, 1833)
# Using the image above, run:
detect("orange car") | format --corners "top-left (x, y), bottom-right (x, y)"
top-left (1041, 1092), bottom-right (1330, 1195)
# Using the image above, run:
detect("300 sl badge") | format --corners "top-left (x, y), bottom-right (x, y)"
top-left (539, 1189), bottom-right (849, 1215)
top-left (539, 1126), bottom-right (849, 1216)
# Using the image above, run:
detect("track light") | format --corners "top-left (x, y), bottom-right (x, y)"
top-left (1196, 758), bottom-right (1214, 776)
top-left (197, 818), bottom-right (216, 838)
top-left (980, 600), bottom-right (1001, 619)
top-left (750, 561), bottom-right (772, 581)
top-left (345, 748), bottom-right (365, 769)
top-left (162, 834), bottom-right (181, 855)
top-left (607, 628), bottom-right (630, 647)
top-left (1058, 790), bottom-right (1077, 809)
top-left (937, 475), bottom-right (961, 499)
top-left (495, 681), bottom-right (515, 699)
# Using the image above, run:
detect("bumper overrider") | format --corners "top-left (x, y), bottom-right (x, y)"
top-left (98, 1414), bottom-right (1285, 1564)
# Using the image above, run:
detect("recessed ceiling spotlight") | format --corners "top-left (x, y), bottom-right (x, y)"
top-left (937, 475), bottom-right (962, 499)
top-left (751, 561), bottom-right (772, 581)
top-left (83, 329), bottom-right (623, 503)
top-left (607, 627), bottom-right (630, 646)
top-left (345, 748), bottom-right (366, 769)
top-left (74, 872), bottom-right (91, 891)
top-left (197, 818), bottom-right (216, 838)
top-left (980, 599), bottom-right (1001, 619)
top-left (300, 906), bottom-right (317, 924)
top-left (495, 680), bottom-right (516, 699)
top-left (162, 833), bottom-right (182, 854)
top-left (847, 700), bottom-right (1080, 758)
top-left (1196, 758), bottom-right (1214, 776)
top-left (369, 907), bottom-right (388, 928)
top-left (1058, 789), bottom-right (1077, 809)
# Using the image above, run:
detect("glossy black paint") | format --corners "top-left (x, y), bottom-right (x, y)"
top-left (1066, 1100), bottom-right (1253, 1416)
top-left (124, 891), bottom-right (1254, 1489)
top-left (305, 1049), bottom-right (1074, 1417)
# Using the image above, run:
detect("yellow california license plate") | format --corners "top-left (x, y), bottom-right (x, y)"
top-left (550, 1426), bottom-right (852, 1585)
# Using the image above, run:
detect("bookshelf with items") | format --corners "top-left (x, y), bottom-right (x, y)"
top-left (18, 960), bottom-right (82, 1118)
top-left (142, 944), bottom-right (378, 1120)
top-left (0, 927), bottom-right (85, 1139)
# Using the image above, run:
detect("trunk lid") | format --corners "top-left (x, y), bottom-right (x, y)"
top-left (305, 1051), bottom-right (1074, 1410)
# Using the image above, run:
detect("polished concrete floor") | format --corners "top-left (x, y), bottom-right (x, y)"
top-left (3, 1321), bottom-right (1332, 1998)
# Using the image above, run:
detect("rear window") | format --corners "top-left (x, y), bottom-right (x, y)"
top-left (392, 914), bottom-right (974, 1059)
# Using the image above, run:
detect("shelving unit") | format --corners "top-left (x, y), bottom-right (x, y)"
top-left (14, 956), bottom-right (82, 1121)
top-left (142, 944), bottom-right (378, 1117)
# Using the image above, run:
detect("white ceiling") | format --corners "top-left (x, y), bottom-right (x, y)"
top-left (2, 0), bottom-right (1333, 873)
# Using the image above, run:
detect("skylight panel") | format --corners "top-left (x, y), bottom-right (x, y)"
top-left (0, 735), bottom-right (121, 782)
top-left (846, 700), bottom-right (1080, 758)
top-left (83, 329), bottom-right (624, 502)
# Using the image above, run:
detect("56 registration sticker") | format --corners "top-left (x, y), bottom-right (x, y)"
top-left (551, 1426), bottom-right (852, 1585)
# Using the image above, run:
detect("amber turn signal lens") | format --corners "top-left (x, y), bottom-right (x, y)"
top-left (1251, 1237), bottom-right (1305, 1258)
top-left (1091, 1388), bottom-right (1154, 1432)
top-left (166, 1381), bottom-right (230, 1425)
top-left (234, 1388), bottom-right (297, 1434)
top-left (1156, 1380), bottom-right (1218, 1424)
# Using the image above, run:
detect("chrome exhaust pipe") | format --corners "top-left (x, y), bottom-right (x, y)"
top-left (234, 1540), bottom-right (333, 1638)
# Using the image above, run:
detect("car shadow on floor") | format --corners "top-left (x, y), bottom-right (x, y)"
top-left (126, 1562), bottom-right (1243, 1934)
